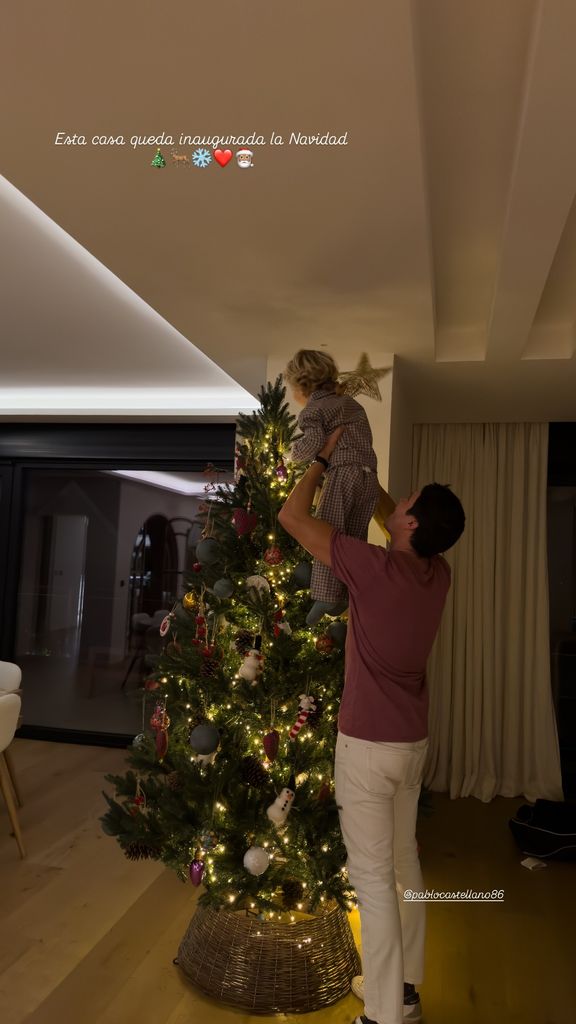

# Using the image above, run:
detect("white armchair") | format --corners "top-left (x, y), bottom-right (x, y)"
top-left (0, 660), bottom-right (23, 807)
top-left (0, 692), bottom-right (25, 858)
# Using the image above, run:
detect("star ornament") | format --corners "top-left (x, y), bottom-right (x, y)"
top-left (337, 353), bottom-right (390, 401)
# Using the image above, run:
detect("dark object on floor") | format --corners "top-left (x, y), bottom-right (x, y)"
top-left (509, 799), bottom-right (576, 860)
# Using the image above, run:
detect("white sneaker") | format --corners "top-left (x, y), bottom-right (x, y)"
top-left (350, 976), bottom-right (422, 1022)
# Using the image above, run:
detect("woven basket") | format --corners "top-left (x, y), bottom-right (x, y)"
top-left (177, 901), bottom-right (360, 1014)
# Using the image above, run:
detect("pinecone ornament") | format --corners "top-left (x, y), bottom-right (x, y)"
top-left (282, 878), bottom-right (304, 909)
top-left (165, 770), bottom-right (184, 792)
top-left (240, 755), bottom-right (269, 788)
top-left (234, 630), bottom-right (253, 656)
top-left (124, 841), bottom-right (159, 861)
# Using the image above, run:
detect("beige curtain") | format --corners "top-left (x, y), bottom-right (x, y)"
top-left (412, 423), bottom-right (563, 802)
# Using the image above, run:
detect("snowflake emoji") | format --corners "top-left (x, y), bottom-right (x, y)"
top-left (192, 148), bottom-right (212, 168)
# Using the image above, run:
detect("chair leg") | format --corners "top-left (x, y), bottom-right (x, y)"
top-left (0, 752), bottom-right (26, 858)
top-left (3, 747), bottom-right (23, 808)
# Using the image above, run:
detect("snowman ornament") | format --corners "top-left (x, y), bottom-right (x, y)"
top-left (267, 775), bottom-right (296, 824)
top-left (238, 648), bottom-right (265, 685)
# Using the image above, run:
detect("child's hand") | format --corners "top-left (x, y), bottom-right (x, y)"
top-left (319, 426), bottom-right (345, 461)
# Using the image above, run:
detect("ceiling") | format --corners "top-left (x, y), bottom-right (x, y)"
top-left (2, 0), bottom-right (576, 421)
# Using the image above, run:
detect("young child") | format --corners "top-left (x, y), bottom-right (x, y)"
top-left (284, 349), bottom-right (383, 625)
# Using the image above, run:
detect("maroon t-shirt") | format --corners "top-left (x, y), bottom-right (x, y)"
top-left (330, 531), bottom-right (451, 742)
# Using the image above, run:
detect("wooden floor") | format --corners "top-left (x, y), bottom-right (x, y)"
top-left (0, 741), bottom-right (574, 1024)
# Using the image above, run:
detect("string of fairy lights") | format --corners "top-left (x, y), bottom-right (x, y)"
top-left (127, 406), bottom-right (359, 924)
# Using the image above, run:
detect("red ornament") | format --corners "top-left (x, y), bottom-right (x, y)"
top-left (317, 780), bottom-right (331, 802)
top-left (144, 679), bottom-right (160, 691)
top-left (264, 545), bottom-right (284, 566)
top-left (192, 562), bottom-right (202, 573)
top-left (316, 633), bottom-right (335, 654)
top-left (150, 703), bottom-right (170, 730)
top-left (155, 728), bottom-right (168, 758)
top-left (275, 462), bottom-right (288, 481)
top-left (263, 729), bottom-right (280, 761)
top-left (232, 508), bottom-right (258, 536)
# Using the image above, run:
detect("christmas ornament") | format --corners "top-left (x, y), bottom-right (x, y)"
top-left (128, 779), bottom-right (146, 816)
top-left (200, 646), bottom-right (220, 678)
top-left (192, 562), bottom-right (202, 573)
top-left (124, 842), bottom-right (158, 860)
top-left (150, 702), bottom-right (170, 731)
top-left (315, 633), bottom-right (334, 654)
top-left (246, 575), bottom-right (271, 594)
top-left (194, 750), bottom-right (218, 766)
top-left (289, 695), bottom-right (317, 740)
top-left (165, 771), bottom-right (184, 791)
top-left (307, 697), bottom-right (323, 730)
top-left (132, 733), bottom-right (147, 748)
top-left (159, 613), bottom-right (173, 637)
top-left (291, 561), bottom-right (312, 590)
top-left (233, 630), bottom-right (253, 655)
top-left (150, 700), bottom-right (170, 758)
top-left (282, 879), bottom-right (304, 908)
top-left (243, 846), bottom-right (270, 876)
top-left (263, 729), bottom-right (280, 762)
top-left (337, 352), bottom-right (390, 402)
top-left (238, 648), bottom-right (265, 684)
top-left (317, 780), bottom-right (331, 801)
top-left (327, 621), bottom-right (347, 649)
top-left (267, 775), bottom-right (296, 824)
top-left (182, 591), bottom-right (198, 611)
top-left (275, 461), bottom-right (288, 481)
top-left (232, 508), bottom-right (258, 536)
top-left (189, 722), bottom-right (220, 755)
top-left (273, 609), bottom-right (292, 638)
top-left (189, 857), bottom-right (205, 886)
top-left (240, 755), bottom-right (268, 788)
top-left (199, 830), bottom-right (218, 852)
top-left (213, 577), bottom-right (234, 599)
top-left (196, 537), bottom-right (221, 565)
top-left (151, 147), bottom-right (166, 168)
top-left (264, 545), bottom-right (284, 566)
top-left (195, 614), bottom-right (207, 642)
top-left (144, 678), bottom-right (161, 691)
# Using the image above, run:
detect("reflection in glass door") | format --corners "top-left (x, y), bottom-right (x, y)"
top-left (13, 468), bottom-right (228, 737)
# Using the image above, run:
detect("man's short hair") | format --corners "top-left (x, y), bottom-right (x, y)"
top-left (408, 484), bottom-right (465, 557)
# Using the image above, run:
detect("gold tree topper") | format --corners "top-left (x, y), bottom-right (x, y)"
top-left (337, 353), bottom-right (390, 402)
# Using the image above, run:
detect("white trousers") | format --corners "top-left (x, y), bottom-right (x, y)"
top-left (334, 731), bottom-right (429, 1024)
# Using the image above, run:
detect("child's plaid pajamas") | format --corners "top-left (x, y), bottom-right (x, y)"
top-left (290, 386), bottom-right (379, 603)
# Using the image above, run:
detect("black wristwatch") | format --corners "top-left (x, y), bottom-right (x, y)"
top-left (314, 454), bottom-right (329, 469)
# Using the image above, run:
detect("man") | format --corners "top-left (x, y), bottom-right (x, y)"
top-left (278, 428), bottom-right (465, 1024)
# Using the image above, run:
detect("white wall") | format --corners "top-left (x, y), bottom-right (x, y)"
top-left (388, 355), bottom-right (414, 502)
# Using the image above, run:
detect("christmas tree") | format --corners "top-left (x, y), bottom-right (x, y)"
top-left (151, 147), bottom-right (166, 168)
top-left (102, 378), bottom-right (355, 915)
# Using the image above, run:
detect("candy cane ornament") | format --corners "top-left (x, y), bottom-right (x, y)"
top-left (289, 694), bottom-right (317, 741)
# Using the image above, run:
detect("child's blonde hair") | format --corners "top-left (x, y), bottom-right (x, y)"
top-left (284, 350), bottom-right (339, 397)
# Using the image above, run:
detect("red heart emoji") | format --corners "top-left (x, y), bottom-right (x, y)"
top-left (214, 149), bottom-right (232, 167)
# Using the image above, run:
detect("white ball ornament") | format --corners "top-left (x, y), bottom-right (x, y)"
top-left (243, 845), bottom-right (270, 876)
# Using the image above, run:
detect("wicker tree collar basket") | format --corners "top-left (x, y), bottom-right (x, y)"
top-left (177, 901), bottom-right (360, 1014)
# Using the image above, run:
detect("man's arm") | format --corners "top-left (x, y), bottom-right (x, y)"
top-left (278, 461), bottom-right (334, 567)
top-left (372, 484), bottom-right (396, 540)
